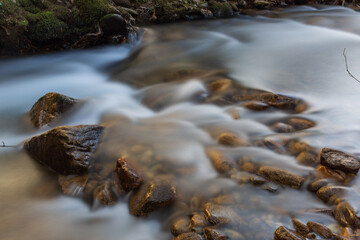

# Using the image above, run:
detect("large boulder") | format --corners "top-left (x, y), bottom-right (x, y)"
top-left (29, 92), bottom-right (79, 128)
top-left (24, 125), bottom-right (104, 175)
top-left (320, 148), bottom-right (360, 174)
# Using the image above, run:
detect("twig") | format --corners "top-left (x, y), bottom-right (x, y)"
top-left (0, 141), bottom-right (16, 148)
top-left (343, 48), bottom-right (360, 84)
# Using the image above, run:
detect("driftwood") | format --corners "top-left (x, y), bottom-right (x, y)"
top-left (343, 48), bottom-right (360, 84)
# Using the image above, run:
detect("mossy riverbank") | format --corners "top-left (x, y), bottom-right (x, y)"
top-left (0, 0), bottom-right (359, 56)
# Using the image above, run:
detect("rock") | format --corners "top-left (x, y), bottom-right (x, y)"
top-left (258, 166), bottom-right (305, 189)
top-left (306, 221), bottom-right (332, 238)
top-left (254, 0), bottom-right (270, 9)
top-left (58, 174), bottom-right (88, 196)
top-left (307, 178), bottom-right (333, 193)
top-left (286, 140), bottom-right (311, 155)
top-left (99, 14), bottom-right (127, 36)
top-left (291, 218), bottom-right (310, 236)
top-left (190, 212), bottom-right (209, 234)
top-left (24, 125), bottom-right (104, 175)
top-left (207, 79), bottom-right (232, 94)
top-left (296, 151), bottom-right (319, 167)
top-left (29, 92), bottom-right (79, 128)
top-left (271, 122), bottom-right (295, 133)
top-left (334, 201), bottom-right (357, 227)
top-left (320, 148), bottom-right (360, 174)
top-left (288, 118), bottom-right (315, 131)
top-left (223, 229), bottom-right (245, 240)
top-left (262, 182), bottom-right (279, 193)
top-left (249, 175), bottom-right (267, 186)
top-left (116, 156), bottom-right (142, 192)
top-left (129, 177), bottom-right (176, 216)
top-left (204, 227), bottom-right (229, 240)
top-left (171, 216), bottom-right (191, 236)
top-left (257, 93), bottom-right (307, 113)
top-left (173, 232), bottom-right (203, 240)
top-left (242, 101), bottom-right (270, 111)
top-left (93, 181), bottom-right (118, 206)
top-left (217, 132), bottom-right (248, 147)
top-left (203, 202), bottom-right (239, 225)
top-left (316, 165), bottom-right (346, 182)
top-left (207, 149), bottom-right (236, 173)
top-left (316, 186), bottom-right (346, 203)
top-left (274, 226), bottom-right (306, 240)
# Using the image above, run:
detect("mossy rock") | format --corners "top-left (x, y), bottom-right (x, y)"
top-left (208, 1), bottom-right (233, 18)
top-left (26, 11), bottom-right (70, 43)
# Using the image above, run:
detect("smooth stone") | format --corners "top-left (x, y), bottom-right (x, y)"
top-left (316, 185), bottom-right (346, 203)
top-left (258, 166), bottom-right (305, 189)
top-left (291, 218), bottom-right (310, 236)
top-left (116, 156), bottom-right (142, 192)
top-left (274, 226), bottom-right (306, 240)
top-left (217, 132), bottom-right (248, 147)
top-left (334, 201), bottom-right (357, 227)
top-left (203, 202), bottom-right (239, 225)
top-left (306, 221), bottom-right (332, 238)
top-left (320, 148), bottom-right (360, 174)
top-left (171, 216), bottom-right (191, 236)
top-left (99, 14), bottom-right (127, 36)
top-left (173, 232), bottom-right (203, 240)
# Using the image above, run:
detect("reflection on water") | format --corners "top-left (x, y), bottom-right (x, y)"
top-left (1, 6), bottom-right (360, 240)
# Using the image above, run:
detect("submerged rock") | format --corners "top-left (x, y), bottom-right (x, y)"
top-left (129, 177), bottom-right (176, 216)
top-left (24, 125), bottom-right (104, 175)
top-left (171, 216), bottom-right (191, 236)
top-left (29, 92), bottom-right (79, 128)
top-left (204, 227), bottom-right (230, 240)
top-left (207, 149), bottom-right (236, 173)
top-left (258, 166), bottom-right (305, 189)
top-left (116, 156), bottom-right (143, 192)
top-left (274, 226), bottom-right (305, 240)
top-left (58, 174), bottom-right (88, 196)
top-left (173, 232), bottom-right (203, 240)
top-left (203, 202), bottom-right (239, 225)
top-left (93, 181), bottom-right (118, 206)
top-left (320, 148), bottom-right (360, 174)
top-left (217, 132), bottom-right (248, 147)
top-left (291, 218), bottom-right (309, 236)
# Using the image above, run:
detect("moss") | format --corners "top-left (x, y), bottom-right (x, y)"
top-left (208, 1), bottom-right (234, 17)
top-left (26, 11), bottom-right (70, 43)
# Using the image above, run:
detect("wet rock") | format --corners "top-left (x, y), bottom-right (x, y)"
top-left (316, 185), bottom-right (346, 203)
top-left (116, 156), bottom-right (142, 192)
top-left (307, 178), bottom-right (333, 193)
top-left (223, 229), bottom-right (245, 240)
top-left (99, 14), bottom-right (127, 36)
top-left (320, 148), bottom-right (360, 174)
top-left (171, 216), bottom-right (191, 236)
top-left (212, 194), bottom-right (237, 205)
top-left (207, 79), bottom-right (232, 94)
top-left (203, 202), bottom-right (239, 225)
top-left (274, 226), bottom-right (306, 240)
top-left (288, 118), bottom-right (315, 131)
top-left (173, 232), bottom-right (203, 240)
top-left (217, 132), bottom-right (248, 147)
top-left (296, 151), bottom-right (319, 167)
top-left (257, 93), bottom-right (307, 113)
top-left (111, 172), bottom-right (125, 195)
top-left (271, 122), bottom-right (295, 133)
top-left (129, 177), bottom-right (176, 216)
top-left (286, 140), bottom-right (311, 155)
top-left (93, 181), bottom-right (118, 206)
top-left (334, 201), bottom-right (357, 227)
top-left (242, 101), bottom-right (270, 111)
top-left (316, 165), bottom-right (346, 182)
top-left (262, 182), bottom-right (279, 193)
top-left (254, 0), bottom-right (270, 9)
top-left (241, 162), bottom-right (258, 173)
top-left (204, 227), bottom-right (229, 240)
top-left (58, 174), bottom-right (88, 196)
top-left (24, 125), bottom-right (104, 175)
top-left (190, 212), bottom-right (209, 234)
top-left (249, 175), bottom-right (267, 186)
top-left (29, 92), bottom-right (79, 128)
top-left (207, 149), bottom-right (236, 173)
top-left (291, 218), bottom-right (310, 236)
top-left (306, 221), bottom-right (332, 238)
top-left (258, 166), bottom-right (305, 189)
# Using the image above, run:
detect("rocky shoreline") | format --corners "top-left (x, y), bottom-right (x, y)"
top-left (1, 0), bottom-right (360, 57)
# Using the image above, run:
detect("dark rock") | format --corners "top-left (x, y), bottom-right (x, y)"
top-left (190, 212), bottom-right (209, 234)
top-left (242, 101), bottom-right (270, 111)
top-left (93, 181), bottom-right (118, 206)
top-left (173, 232), bottom-right (203, 240)
top-left (334, 201), bottom-right (357, 227)
top-left (271, 122), bottom-right (295, 133)
top-left (306, 221), bottom-right (332, 238)
top-left (217, 132), bottom-right (248, 147)
top-left (291, 218), bottom-right (310, 236)
top-left (307, 178), bottom-right (333, 193)
top-left (316, 186), bottom-right (346, 203)
top-left (29, 92), bottom-right (79, 128)
top-left (116, 156), bottom-right (142, 192)
top-left (204, 227), bottom-right (229, 240)
top-left (254, 0), bottom-right (270, 9)
top-left (129, 177), bottom-right (176, 216)
top-left (24, 125), bottom-right (104, 175)
top-left (274, 226), bottom-right (306, 240)
top-left (100, 14), bottom-right (127, 36)
top-left (258, 166), bottom-right (305, 189)
top-left (288, 118), bottom-right (315, 131)
top-left (171, 216), bottom-right (191, 236)
top-left (203, 202), bottom-right (239, 225)
top-left (320, 148), bottom-right (360, 174)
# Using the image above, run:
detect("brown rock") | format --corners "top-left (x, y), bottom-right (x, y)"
top-left (306, 221), bottom-right (332, 238)
top-left (320, 148), bottom-right (360, 174)
top-left (116, 156), bottom-right (142, 192)
top-left (258, 166), bottom-right (305, 189)
top-left (171, 216), bottom-right (191, 236)
top-left (262, 182), bottom-right (279, 193)
top-left (296, 151), bottom-right (319, 167)
top-left (24, 125), bottom-right (104, 175)
top-left (271, 122), bottom-right (295, 133)
top-left (249, 175), bottom-right (267, 186)
top-left (316, 165), bottom-right (346, 182)
top-left (203, 202), bottom-right (239, 225)
top-left (257, 93), bottom-right (307, 113)
top-left (217, 132), bottom-right (248, 147)
top-left (334, 201), bottom-right (357, 227)
top-left (242, 101), bottom-right (270, 111)
top-left (204, 227), bottom-right (229, 240)
top-left (286, 140), bottom-right (311, 155)
top-left (173, 232), bottom-right (203, 240)
top-left (207, 149), bottom-right (236, 173)
top-left (129, 177), bottom-right (176, 216)
top-left (291, 218), bottom-right (310, 236)
top-left (316, 185), bottom-right (346, 203)
top-left (93, 182), bottom-right (118, 206)
top-left (207, 79), bottom-right (232, 94)
top-left (58, 174), bottom-right (88, 196)
top-left (288, 118), bottom-right (315, 131)
top-left (29, 92), bottom-right (79, 128)
top-left (190, 212), bottom-right (209, 234)
top-left (307, 178), bottom-right (333, 193)
top-left (274, 226), bottom-right (306, 240)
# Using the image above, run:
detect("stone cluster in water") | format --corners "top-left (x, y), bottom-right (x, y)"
top-left (23, 73), bottom-right (360, 240)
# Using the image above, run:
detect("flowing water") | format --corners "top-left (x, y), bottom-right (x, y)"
top-left (1, 6), bottom-right (360, 240)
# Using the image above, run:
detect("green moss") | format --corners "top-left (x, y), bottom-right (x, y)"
top-left (26, 11), bottom-right (69, 43)
top-left (208, 1), bottom-right (234, 17)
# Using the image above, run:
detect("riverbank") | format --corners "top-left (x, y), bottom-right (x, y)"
top-left (1, 0), bottom-right (359, 57)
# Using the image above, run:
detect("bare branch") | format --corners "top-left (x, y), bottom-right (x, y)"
top-left (0, 141), bottom-right (16, 148)
top-left (343, 48), bottom-right (360, 84)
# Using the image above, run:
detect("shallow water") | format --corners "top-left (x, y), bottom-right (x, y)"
top-left (1, 6), bottom-right (360, 240)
